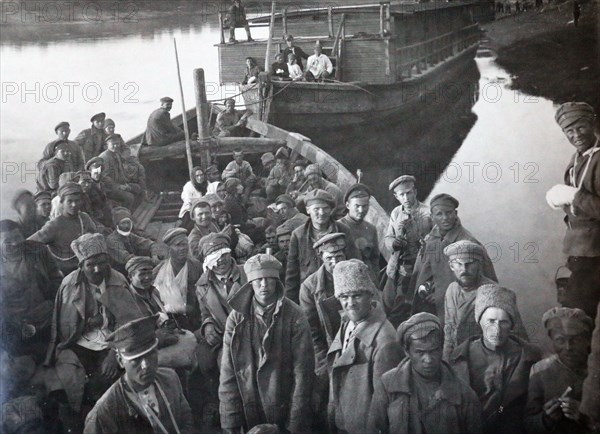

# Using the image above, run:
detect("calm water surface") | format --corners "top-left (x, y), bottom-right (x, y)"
top-left (1, 20), bottom-right (573, 350)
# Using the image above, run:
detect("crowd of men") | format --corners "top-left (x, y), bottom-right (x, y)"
top-left (1, 99), bottom-right (599, 434)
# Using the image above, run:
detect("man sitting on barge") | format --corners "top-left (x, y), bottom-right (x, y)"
top-left (305, 41), bottom-right (333, 82)
top-left (143, 97), bottom-right (185, 147)
top-left (214, 98), bottom-right (251, 137)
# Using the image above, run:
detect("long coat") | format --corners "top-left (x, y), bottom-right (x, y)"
top-left (144, 107), bottom-right (183, 147)
top-left (84, 368), bottom-right (194, 434)
top-left (285, 218), bottom-right (360, 304)
top-left (74, 126), bottom-right (106, 162)
top-left (581, 301), bottom-right (600, 420)
top-left (368, 359), bottom-right (482, 434)
top-left (219, 281), bottom-right (315, 433)
top-left (338, 214), bottom-right (380, 281)
top-left (450, 336), bottom-right (542, 434)
top-left (327, 308), bottom-right (403, 434)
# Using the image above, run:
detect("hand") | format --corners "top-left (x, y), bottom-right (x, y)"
top-left (205, 324), bottom-right (220, 347)
top-left (543, 398), bottom-right (563, 424)
top-left (560, 397), bottom-right (581, 421)
top-left (87, 313), bottom-right (104, 329)
top-left (424, 293), bottom-right (436, 304)
top-left (101, 350), bottom-right (120, 381)
top-left (392, 238), bottom-right (407, 251)
top-left (21, 323), bottom-right (36, 339)
top-left (156, 328), bottom-right (179, 348)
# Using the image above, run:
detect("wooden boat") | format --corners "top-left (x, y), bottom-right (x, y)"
top-left (126, 72), bottom-right (392, 259)
top-left (215, 1), bottom-right (488, 132)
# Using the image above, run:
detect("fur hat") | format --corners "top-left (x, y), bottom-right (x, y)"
top-left (333, 259), bottom-right (377, 297)
top-left (474, 284), bottom-right (518, 325)
top-left (71, 233), bottom-right (107, 263)
top-left (542, 307), bottom-right (593, 335)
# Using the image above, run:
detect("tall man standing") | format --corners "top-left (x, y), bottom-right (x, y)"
top-left (41, 121), bottom-right (85, 172)
top-left (545, 102), bottom-right (600, 318)
top-left (75, 112), bottom-right (107, 162)
top-left (98, 134), bottom-right (135, 209)
top-left (143, 97), bottom-right (185, 147)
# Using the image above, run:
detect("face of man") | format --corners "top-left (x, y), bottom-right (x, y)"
top-left (193, 206), bottom-right (212, 228)
top-left (277, 234), bottom-right (291, 252)
top-left (117, 218), bottom-right (133, 233)
top-left (208, 170), bottom-right (221, 183)
top-left (321, 250), bottom-right (346, 274)
top-left (314, 46), bottom-right (322, 56)
top-left (347, 196), bottom-right (370, 222)
top-left (275, 54), bottom-right (284, 63)
top-left (107, 139), bottom-right (120, 153)
top-left (264, 160), bottom-right (275, 171)
top-left (213, 251), bottom-right (233, 275)
top-left (449, 258), bottom-right (481, 288)
top-left (480, 307), bottom-right (513, 350)
top-left (550, 329), bottom-right (590, 371)
top-left (293, 165), bottom-right (306, 181)
top-left (194, 169), bottom-right (205, 184)
top-left (130, 267), bottom-right (154, 290)
top-left (119, 349), bottom-right (159, 392)
top-left (36, 199), bottom-right (52, 218)
top-left (55, 145), bottom-right (71, 161)
top-left (286, 38), bottom-right (293, 47)
top-left (431, 205), bottom-right (457, 233)
top-left (15, 195), bottom-right (36, 218)
top-left (211, 202), bottom-right (224, 218)
top-left (62, 193), bottom-right (81, 216)
top-left (234, 152), bottom-right (243, 164)
top-left (78, 177), bottom-right (92, 193)
top-left (1, 229), bottom-right (24, 256)
top-left (307, 203), bottom-right (332, 227)
top-left (251, 277), bottom-right (279, 306)
top-left (265, 232), bottom-right (277, 247)
top-left (562, 119), bottom-right (597, 154)
top-left (338, 292), bottom-right (372, 323)
top-left (56, 126), bottom-right (70, 140)
top-left (169, 236), bottom-right (189, 262)
top-left (92, 119), bottom-right (104, 130)
top-left (104, 124), bottom-right (115, 135)
top-left (394, 183), bottom-right (417, 208)
top-left (82, 253), bottom-right (110, 285)
top-left (121, 146), bottom-right (131, 159)
top-left (245, 58), bottom-right (253, 68)
top-left (162, 102), bottom-right (173, 112)
top-left (276, 202), bottom-right (292, 219)
top-left (216, 184), bottom-right (226, 198)
top-left (90, 166), bottom-right (102, 181)
top-left (307, 173), bottom-right (321, 189)
top-left (407, 334), bottom-right (443, 380)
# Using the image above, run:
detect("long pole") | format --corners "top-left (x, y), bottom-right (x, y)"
top-left (193, 68), bottom-right (212, 171)
top-left (264, 1), bottom-right (276, 71)
top-left (173, 38), bottom-right (194, 178)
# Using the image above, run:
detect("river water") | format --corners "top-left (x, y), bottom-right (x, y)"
top-left (1, 17), bottom-right (574, 350)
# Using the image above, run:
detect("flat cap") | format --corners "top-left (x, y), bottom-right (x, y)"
top-left (203, 193), bottom-right (223, 206)
top-left (160, 96), bottom-right (174, 103)
top-left (276, 223), bottom-right (293, 237)
top-left (224, 177), bottom-right (242, 192)
top-left (112, 206), bottom-right (132, 225)
top-left (333, 259), bottom-right (377, 297)
top-left (71, 233), bottom-right (107, 263)
top-left (389, 175), bottom-right (416, 191)
top-left (104, 118), bottom-right (115, 128)
top-left (304, 163), bottom-right (321, 177)
top-left (58, 172), bottom-right (76, 188)
top-left (33, 191), bottom-right (52, 202)
top-left (90, 112), bottom-right (106, 123)
top-left (125, 256), bottom-right (155, 275)
top-left (555, 102), bottom-right (595, 129)
top-left (313, 232), bottom-right (346, 253)
top-left (261, 152), bottom-right (275, 164)
top-left (162, 227), bottom-right (188, 245)
top-left (54, 121), bottom-right (70, 132)
top-left (430, 193), bottom-right (459, 210)
top-left (444, 240), bottom-right (485, 262)
top-left (11, 189), bottom-right (33, 210)
top-left (106, 315), bottom-right (159, 361)
top-left (542, 307), bottom-right (593, 335)
top-left (475, 284), bottom-right (517, 325)
top-left (75, 170), bottom-right (92, 181)
top-left (397, 313), bottom-right (442, 348)
top-left (244, 253), bottom-right (282, 282)
top-left (85, 156), bottom-right (104, 170)
top-left (275, 147), bottom-right (289, 159)
top-left (305, 189), bottom-right (335, 208)
top-left (57, 181), bottom-right (82, 197)
top-left (52, 140), bottom-right (70, 153)
top-left (344, 183), bottom-right (371, 203)
top-left (275, 194), bottom-right (295, 208)
top-left (190, 199), bottom-right (211, 215)
top-left (199, 233), bottom-right (231, 258)
top-left (105, 133), bottom-right (123, 144)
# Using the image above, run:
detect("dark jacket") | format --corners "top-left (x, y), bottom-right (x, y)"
top-left (219, 281), bottom-right (314, 433)
top-left (338, 214), bottom-right (380, 281)
top-left (580, 301), bottom-right (600, 421)
top-left (36, 156), bottom-right (66, 193)
top-left (97, 149), bottom-right (128, 190)
top-left (282, 46), bottom-right (310, 70)
top-left (143, 107), bottom-right (184, 147)
top-left (106, 230), bottom-right (155, 270)
top-left (270, 61), bottom-right (290, 78)
top-left (368, 359), bottom-right (482, 434)
top-left (285, 219), bottom-right (360, 304)
top-left (188, 221), bottom-right (220, 261)
top-left (327, 307), bottom-right (403, 434)
top-left (84, 368), bottom-right (194, 434)
top-left (74, 126), bottom-right (106, 162)
top-left (42, 138), bottom-right (85, 172)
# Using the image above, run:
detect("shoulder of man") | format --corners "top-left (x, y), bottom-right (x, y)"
top-left (529, 354), bottom-right (559, 377)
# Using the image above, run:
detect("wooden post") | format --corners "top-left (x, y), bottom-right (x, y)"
top-left (379, 3), bottom-right (384, 37)
top-left (265, 1), bottom-right (276, 71)
top-left (282, 8), bottom-right (288, 36)
top-left (328, 7), bottom-right (334, 38)
top-left (219, 12), bottom-right (225, 45)
top-left (193, 68), bottom-right (212, 170)
top-left (173, 38), bottom-right (194, 178)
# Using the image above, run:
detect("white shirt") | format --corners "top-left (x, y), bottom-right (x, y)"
top-left (288, 63), bottom-right (303, 80)
top-left (77, 280), bottom-right (109, 351)
top-left (306, 53), bottom-right (333, 78)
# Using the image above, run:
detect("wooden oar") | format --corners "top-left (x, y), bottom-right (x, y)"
top-left (173, 38), bottom-right (194, 178)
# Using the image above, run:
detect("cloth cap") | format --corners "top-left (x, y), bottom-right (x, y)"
top-left (160, 97), bottom-right (174, 103)
top-left (106, 315), bottom-right (159, 361)
top-left (475, 284), bottom-right (517, 325)
top-left (275, 147), bottom-right (289, 159)
top-left (57, 181), bottom-right (82, 197)
top-left (304, 163), bottom-right (321, 177)
top-left (275, 194), bottom-right (295, 208)
top-left (397, 313), bottom-right (443, 348)
top-left (11, 189), bottom-right (33, 210)
top-left (430, 193), bottom-right (459, 210)
top-left (162, 228), bottom-right (188, 245)
top-left (125, 256), bottom-right (155, 275)
top-left (112, 206), bottom-right (132, 225)
top-left (389, 175), bottom-right (416, 191)
top-left (90, 112), bottom-right (106, 123)
top-left (261, 152), bottom-right (275, 164)
top-left (200, 233), bottom-right (231, 258)
top-left (104, 118), bottom-right (115, 128)
top-left (75, 170), bottom-right (92, 181)
top-left (315, 40), bottom-right (323, 48)
top-left (276, 223), bottom-right (293, 237)
top-left (85, 157), bottom-right (104, 170)
top-left (244, 254), bottom-right (282, 282)
top-left (555, 102), bottom-right (596, 129)
top-left (190, 200), bottom-right (211, 215)
top-left (305, 189), bottom-right (335, 208)
top-left (203, 193), bottom-right (223, 206)
top-left (443, 240), bottom-right (484, 263)
top-left (344, 183), bottom-right (371, 203)
top-left (313, 232), bottom-right (346, 253)
top-left (224, 177), bottom-right (242, 192)
top-left (333, 259), bottom-right (377, 297)
top-left (542, 307), bottom-right (594, 335)
top-left (105, 134), bottom-right (123, 144)
top-left (54, 121), bottom-right (70, 132)
top-left (33, 191), bottom-right (52, 202)
top-left (293, 159), bottom-right (308, 169)
top-left (52, 140), bottom-right (70, 153)
top-left (71, 233), bottom-right (107, 263)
